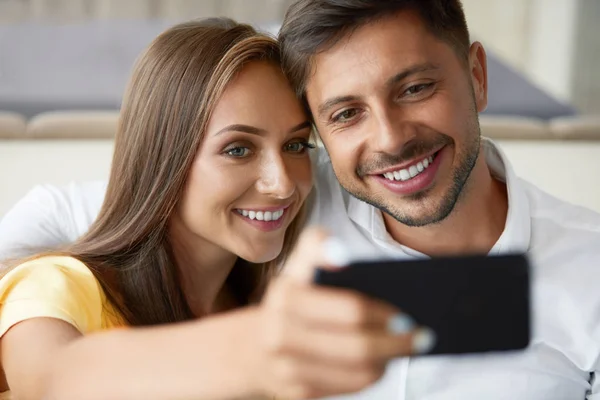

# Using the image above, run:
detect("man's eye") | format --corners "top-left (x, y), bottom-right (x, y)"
top-left (405, 83), bottom-right (433, 96)
top-left (332, 108), bottom-right (359, 123)
top-left (225, 147), bottom-right (251, 157)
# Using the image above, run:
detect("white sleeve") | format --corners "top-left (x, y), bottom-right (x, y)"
top-left (0, 181), bottom-right (106, 264)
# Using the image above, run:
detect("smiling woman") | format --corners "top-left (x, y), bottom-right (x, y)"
top-left (0, 17), bottom-right (316, 400)
top-left (173, 59), bottom-right (314, 274)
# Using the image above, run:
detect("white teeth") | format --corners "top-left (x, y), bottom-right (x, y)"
top-left (408, 165), bottom-right (418, 178)
top-left (237, 209), bottom-right (285, 221)
top-left (382, 154), bottom-right (435, 182)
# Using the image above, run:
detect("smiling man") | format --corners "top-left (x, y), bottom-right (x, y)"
top-left (279, 0), bottom-right (600, 399)
top-left (280, 0), bottom-right (508, 257)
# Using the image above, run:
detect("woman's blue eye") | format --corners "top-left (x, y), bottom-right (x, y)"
top-left (226, 147), bottom-right (250, 157)
top-left (285, 141), bottom-right (315, 153)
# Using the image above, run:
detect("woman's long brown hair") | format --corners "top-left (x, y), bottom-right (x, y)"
top-left (55, 18), bottom-right (306, 326)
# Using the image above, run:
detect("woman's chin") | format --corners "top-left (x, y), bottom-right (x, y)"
top-left (238, 242), bottom-right (284, 264)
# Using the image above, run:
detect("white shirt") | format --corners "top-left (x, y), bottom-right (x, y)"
top-left (0, 181), bottom-right (106, 262)
top-left (0, 139), bottom-right (599, 399)
top-left (309, 138), bottom-right (600, 400)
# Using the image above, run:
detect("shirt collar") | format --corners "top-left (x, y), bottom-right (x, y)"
top-left (347, 137), bottom-right (532, 257)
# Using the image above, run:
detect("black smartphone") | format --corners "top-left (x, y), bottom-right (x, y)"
top-left (313, 253), bottom-right (531, 356)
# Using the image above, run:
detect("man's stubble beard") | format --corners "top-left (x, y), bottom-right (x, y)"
top-left (332, 106), bottom-right (482, 228)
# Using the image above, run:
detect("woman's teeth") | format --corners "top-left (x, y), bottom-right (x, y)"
top-left (236, 209), bottom-right (285, 221)
top-left (383, 155), bottom-right (434, 182)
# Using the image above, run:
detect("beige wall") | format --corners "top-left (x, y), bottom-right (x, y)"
top-left (462, 0), bottom-right (599, 115)
top-left (461, 0), bottom-right (532, 73)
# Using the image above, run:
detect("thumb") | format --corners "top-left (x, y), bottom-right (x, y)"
top-left (282, 226), bottom-right (351, 285)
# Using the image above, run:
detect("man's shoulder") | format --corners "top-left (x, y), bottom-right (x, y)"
top-left (521, 180), bottom-right (600, 344)
top-left (522, 178), bottom-right (600, 238)
top-left (523, 179), bottom-right (600, 294)
top-left (23, 180), bottom-right (107, 206)
top-left (0, 181), bottom-right (107, 261)
top-left (24, 180), bottom-right (107, 228)
top-left (55, 180), bottom-right (107, 200)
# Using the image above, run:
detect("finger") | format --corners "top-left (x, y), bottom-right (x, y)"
top-left (269, 356), bottom-right (386, 400)
top-left (270, 282), bottom-right (401, 331)
top-left (273, 320), bottom-right (416, 364)
top-left (282, 227), bottom-right (350, 284)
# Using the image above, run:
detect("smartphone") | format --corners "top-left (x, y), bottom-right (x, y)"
top-left (313, 253), bottom-right (531, 356)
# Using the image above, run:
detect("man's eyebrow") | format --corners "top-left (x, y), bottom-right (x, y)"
top-left (317, 95), bottom-right (361, 121)
top-left (316, 63), bottom-right (440, 120)
top-left (386, 63), bottom-right (440, 87)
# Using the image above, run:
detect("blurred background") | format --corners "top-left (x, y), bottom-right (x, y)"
top-left (0, 0), bottom-right (599, 214)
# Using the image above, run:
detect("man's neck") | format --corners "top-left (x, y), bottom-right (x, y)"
top-left (383, 154), bottom-right (508, 257)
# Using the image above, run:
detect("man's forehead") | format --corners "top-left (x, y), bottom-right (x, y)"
top-left (305, 17), bottom-right (448, 106)
top-left (315, 9), bottom-right (432, 59)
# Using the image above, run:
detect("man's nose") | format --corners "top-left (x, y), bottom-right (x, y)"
top-left (370, 107), bottom-right (417, 155)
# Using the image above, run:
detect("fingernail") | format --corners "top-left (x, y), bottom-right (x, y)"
top-left (388, 314), bottom-right (415, 334)
top-left (322, 237), bottom-right (351, 267)
top-left (412, 327), bottom-right (436, 354)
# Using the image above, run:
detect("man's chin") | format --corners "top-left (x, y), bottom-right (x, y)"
top-left (385, 210), bottom-right (449, 227)
top-left (348, 184), bottom-right (459, 227)
top-left (381, 194), bottom-right (459, 228)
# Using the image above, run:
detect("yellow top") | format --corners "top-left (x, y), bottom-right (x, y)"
top-left (0, 256), bottom-right (124, 338)
top-left (0, 256), bottom-right (279, 400)
top-left (0, 256), bottom-right (125, 399)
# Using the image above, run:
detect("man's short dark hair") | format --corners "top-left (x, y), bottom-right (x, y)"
top-left (279, 0), bottom-right (471, 103)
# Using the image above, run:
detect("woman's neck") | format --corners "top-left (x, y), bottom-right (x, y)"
top-left (169, 217), bottom-right (239, 317)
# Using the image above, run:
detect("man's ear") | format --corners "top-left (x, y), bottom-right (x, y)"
top-left (468, 42), bottom-right (488, 112)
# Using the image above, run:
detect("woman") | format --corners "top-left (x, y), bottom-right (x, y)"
top-left (0, 18), bottom-right (426, 400)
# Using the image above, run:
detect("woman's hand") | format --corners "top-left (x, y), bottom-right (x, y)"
top-left (249, 228), bottom-right (435, 399)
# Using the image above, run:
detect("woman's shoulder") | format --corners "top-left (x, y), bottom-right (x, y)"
top-left (0, 255), bottom-right (121, 335)
top-left (12, 254), bottom-right (94, 273)
top-left (1, 255), bottom-right (99, 292)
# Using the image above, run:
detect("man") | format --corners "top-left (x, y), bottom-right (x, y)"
top-left (276, 1), bottom-right (600, 399)
top-left (0, 1), bottom-right (599, 398)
